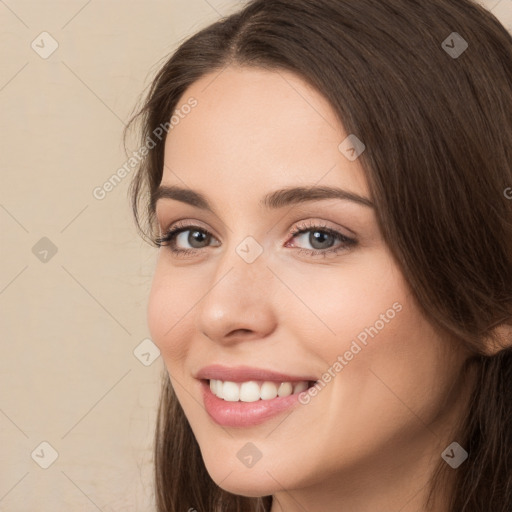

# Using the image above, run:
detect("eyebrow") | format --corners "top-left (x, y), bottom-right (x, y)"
top-left (152, 184), bottom-right (374, 213)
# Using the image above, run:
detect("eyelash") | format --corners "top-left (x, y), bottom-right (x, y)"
top-left (154, 220), bottom-right (357, 259)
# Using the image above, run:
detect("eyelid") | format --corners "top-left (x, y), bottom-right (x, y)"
top-left (155, 217), bottom-right (358, 259)
top-left (290, 218), bottom-right (355, 239)
top-left (285, 220), bottom-right (357, 253)
top-left (157, 218), bottom-right (212, 237)
top-left (157, 216), bottom-right (354, 240)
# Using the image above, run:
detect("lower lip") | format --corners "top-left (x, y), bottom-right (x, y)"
top-left (200, 380), bottom-right (306, 427)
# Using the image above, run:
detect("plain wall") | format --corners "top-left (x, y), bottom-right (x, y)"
top-left (0, 0), bottom-right (510, 510)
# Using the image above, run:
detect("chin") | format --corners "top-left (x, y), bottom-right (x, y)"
top-left (206, 464), bottom-right (284, 497)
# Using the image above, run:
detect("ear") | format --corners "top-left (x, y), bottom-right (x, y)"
top-left (482, 322), bottom-right (512, 356)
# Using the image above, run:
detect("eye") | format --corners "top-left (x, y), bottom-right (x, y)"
top-left (286, 220), bottom-right (357, 258)
top-left (155, 219), bottom-right (357, 259)
top-left (155, 221), bottom-right (218, 257)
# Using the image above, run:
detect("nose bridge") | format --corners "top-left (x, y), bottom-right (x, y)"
top-left (213, 215), bottom-right (270, 293)
top-left (210, 233), bottom-right (270, 309)
top-left (194, 231), bottom-right (276, 341)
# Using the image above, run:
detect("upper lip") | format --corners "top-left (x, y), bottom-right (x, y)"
top-left (195, 364), bottom-right (318, 383)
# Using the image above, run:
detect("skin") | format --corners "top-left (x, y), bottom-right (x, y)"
top-left (147, 66), bottom-right (476, 512)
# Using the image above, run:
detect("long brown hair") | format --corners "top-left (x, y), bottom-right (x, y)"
top-left (126, 1), bottom-right (512, 510)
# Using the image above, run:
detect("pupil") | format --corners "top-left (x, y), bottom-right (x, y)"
top-left (311, 231), bottom-right (333, 249)
top-left (185, 230), bottom-right (334, 250)
top-left (190, 230), bottom-right (208, 248)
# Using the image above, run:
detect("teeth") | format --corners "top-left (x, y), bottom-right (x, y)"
top-left (292, 381), bottom-right (308, 394)
top-left (240, 381), bottom-right (261, 402)
top-left (260, 381), bottom-right (278, 400)
top-left (209, 379), bottom-right (310, 402)
top-left (277, 382), bottom-right (293, 397)
top-left (222, 381), bottom-right (240, 401)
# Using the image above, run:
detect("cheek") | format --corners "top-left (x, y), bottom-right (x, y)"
top-left (146, 263), bottom-right (194, 364)
top-left (296, 250), bottom-right (449, 415)
top-left (323, 283), bottom-right (453, 440)
top-left (289, 250), bottom-right (406, 363)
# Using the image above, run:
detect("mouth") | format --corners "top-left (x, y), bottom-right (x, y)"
top-left (203, 378), bottom-right (318, 402)
top-left (200, 378), bottom-right (318, 427)
top-left (195, 364), bottom-right (319, 426)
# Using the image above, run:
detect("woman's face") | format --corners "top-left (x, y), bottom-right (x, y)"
top-left (147, 66), bottom-right (471, 507)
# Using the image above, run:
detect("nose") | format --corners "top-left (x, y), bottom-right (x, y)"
top-left (194, 244), bottom-right (277, 345)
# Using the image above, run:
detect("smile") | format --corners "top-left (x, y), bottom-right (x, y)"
top-left (200, 379), bottom-right (317, 427)
top-left (209, 379), bottom-right (314, 402)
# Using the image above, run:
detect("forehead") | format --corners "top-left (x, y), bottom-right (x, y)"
top-left (162, 66), bottom-right (369, 202)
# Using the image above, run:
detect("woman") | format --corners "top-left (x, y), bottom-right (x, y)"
top-left (126, 0), bottom-right (512, 510)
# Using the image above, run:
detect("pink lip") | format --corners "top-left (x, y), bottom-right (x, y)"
top-left (200, 380), bottom-right (307, 427)
top-left (195, 365), bottom-right (318, 427)
top-left (195, 364), bottom-right (317, 383)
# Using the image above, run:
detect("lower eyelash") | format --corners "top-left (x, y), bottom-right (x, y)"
top-left (154, 226), bottom-right (204, 256)
top-left (154, 224), bottom-right (356, 258)
top-left (288, 225), bottom-right (356, 258)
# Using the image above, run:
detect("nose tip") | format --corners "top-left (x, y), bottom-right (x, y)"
top-left (195, 259), bottom-right (278, 345)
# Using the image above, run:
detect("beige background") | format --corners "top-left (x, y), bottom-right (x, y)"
top-left (0, 1), bottom-right (510, 510)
